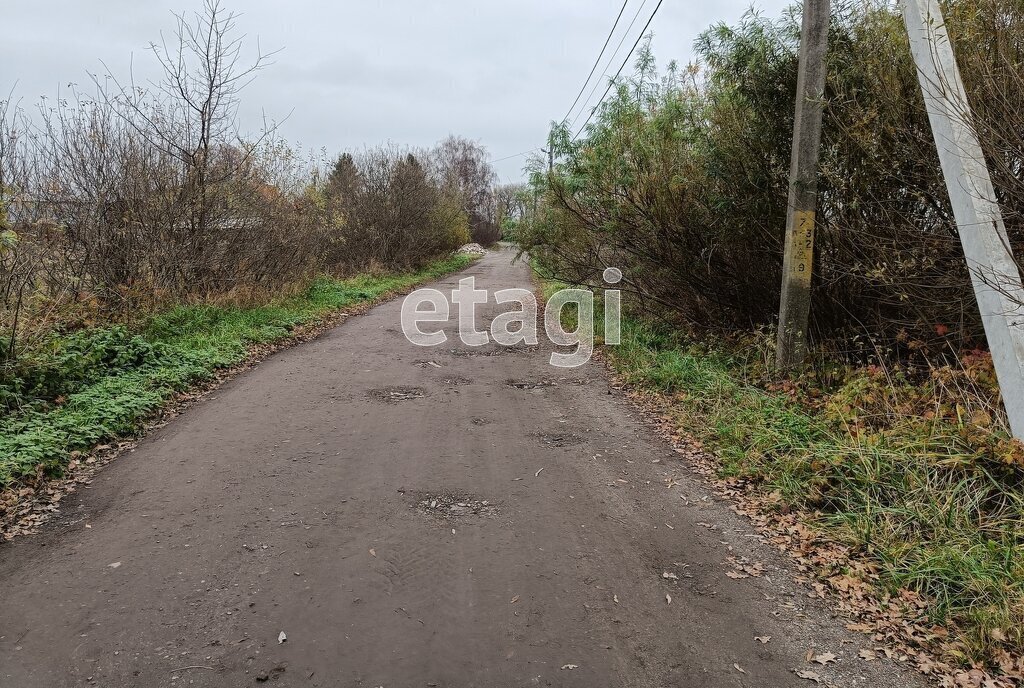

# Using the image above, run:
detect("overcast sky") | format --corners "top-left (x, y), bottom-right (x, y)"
top-left (3, 0), bottom-right (790, 182)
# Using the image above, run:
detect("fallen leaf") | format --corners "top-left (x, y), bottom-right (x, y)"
top-left (734, 663), bottom-right (746, 673)
top-left (278, 631), bottom-right (287, 644)
top-left (665, 594), bottom-right (672, 605)
top-left (858, 649), bottom-right (876, 661)
top-left (755, 636), bottom-right (771, 644)
top-left (510, 596), bottom-right (520, 604)
top-left (535, 468), bottom-right (545, 477)
top-left (369, 548), bottom-right (376, 557)
top-left (108, 561), bottom-right (121, 569)
top-left (794, 669), bottom-right (822, 683)
top-left (560, 664), bottom-right (578, 670)
top-left (811, 652), bottom-right (837, 665)
top-left (662, 572), bottom-right (678, 580)
top-left (613, 595), bottom-right (619, 604)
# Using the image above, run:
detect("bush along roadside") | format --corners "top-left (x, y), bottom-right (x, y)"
top-left (536, 278), bottom-right (1024, 686)
top-left (0, 254), bottom-right (474, 491)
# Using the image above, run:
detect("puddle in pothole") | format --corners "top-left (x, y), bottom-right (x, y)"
top-left (367, 386), bottom-right (427, 403)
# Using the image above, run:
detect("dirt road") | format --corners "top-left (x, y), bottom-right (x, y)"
top-left (0, 247), bottom-right (919, 687)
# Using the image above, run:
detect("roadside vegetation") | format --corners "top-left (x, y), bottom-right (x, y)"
top-left (0, 3), bottom-right (494, 490)
top-left (524, 0), bottom-right (1024, 682)
top-left (609, 318), bottom-right (1022, 676)
top-left (538, 274), bottom-right (1024, 682)
top-left (0, 255), bottom-right (471, 489)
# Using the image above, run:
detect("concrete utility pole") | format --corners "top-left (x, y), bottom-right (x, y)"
top-left (776, 0), bottom-right (831, 370)
top-left (903, 0), bottom-right (1024, 439)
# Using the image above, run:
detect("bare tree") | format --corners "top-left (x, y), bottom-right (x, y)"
top-left (431, 136), bottom-right (500, 245)
top-left (1, 3), bottom-right (476, 362)
top-left (0, 95), bottom-right (28, 359)
top-left (98, 0), bottom-right (279, 288)
top-left (328, 145), bottom-right (469, 270)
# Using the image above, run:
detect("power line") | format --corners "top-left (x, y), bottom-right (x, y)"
top-left (568, 0), bottom-right (649, 133)
top-left (489, 147), bottom-right (542, 164)
top-left (573, 0), bottom-right (666, 140)
top-left (561, 0), bottom-right (630, 125)
top-left (490, 0), bottom-right (665, 168)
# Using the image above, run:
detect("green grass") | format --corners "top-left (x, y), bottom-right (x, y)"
top-left (614, 319), bottom-right (1024, 665)
top-left (538, 277), bottom-right (1024, 668)
top-left (0, 255), bottom-right (473, 488)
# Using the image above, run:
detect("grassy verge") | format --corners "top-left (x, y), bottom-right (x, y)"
top-left (0, 255), bottom-right (473, 488)
top-left (538, 278), bottom-right (1024, 674)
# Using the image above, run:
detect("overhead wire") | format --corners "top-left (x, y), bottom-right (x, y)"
top-left (567, 0), bottom-right (650, 134)
top-left (572, 0), bottom-right (666, 140)
top-left (489, 0), bottom-right (666, 165)
top-left (489, 148), bottom-right (542, 164)
top-left (488, 1), bottom-right (632, 166)
top-left (560, 0), bottom-right (631, 125)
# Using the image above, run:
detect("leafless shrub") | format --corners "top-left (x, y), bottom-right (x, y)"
top-left (1, 1), bottom-right (486, 362)
top-left (324, 145), bottom-right (469, 270)
top-left (520, 1), bottom-right (1024, 362)
top-left (0, 96), bottom-right (46, 360)
top-left (431, 136), bottom-right (500, 246)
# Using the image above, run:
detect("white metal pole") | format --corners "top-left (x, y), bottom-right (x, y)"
top-left (903, 0), bottom-right (1024, 439)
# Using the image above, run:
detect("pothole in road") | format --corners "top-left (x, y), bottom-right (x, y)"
top-left (499, 344), bottom-right (539, 357)
top-left (367, 386), bottom-right (427, 403)
top-left (536, 431), bottom-right (584, 447)
top-left (411, 491), bottom-right (499, 519)
top-left (447, 345), bottom-right (538, 358)
top-left (437, 375), bottom-right (472, 386)
top-left (506, 378), bottom-right (556, 390)
top-left (447, 348), bottom-right (480, 358)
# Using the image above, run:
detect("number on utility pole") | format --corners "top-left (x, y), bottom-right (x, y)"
top-left (776, 0), bottom-right (830, 371)
top-left (903, 0), bottom-right (1024, 439)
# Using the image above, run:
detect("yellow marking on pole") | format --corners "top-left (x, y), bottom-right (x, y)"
top-left (789, 210), bottom-right (816, 286)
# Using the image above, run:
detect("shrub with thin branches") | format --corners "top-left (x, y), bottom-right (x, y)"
top-left (1, 1), bottom-right (486, 365)
top-left (519, 0), bottom-right (1024, 363)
